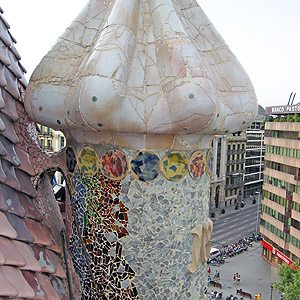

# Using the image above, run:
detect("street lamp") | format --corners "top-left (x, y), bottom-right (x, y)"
top-left (255, 191), bottom-right (261, 234)
top-left (270, 284), bottom-right (273, 300)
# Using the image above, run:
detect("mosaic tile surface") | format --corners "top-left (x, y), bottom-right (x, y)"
top-left (68, 144), bottom-right (210, 299)
top-left (162, 151), bottom-right (188, 181)
top-left (78, 147), bottom-right (99, 177)
top-left (189, 150), bottom-right (206, 180)
top-left (205, 150), bottom-right (214, 177)
top-left (70, 170), bottom-right (139, 299)
top-left (100, 150), bottom-right (129, 181)
top-left (130, 151), bottom-right (161, 182)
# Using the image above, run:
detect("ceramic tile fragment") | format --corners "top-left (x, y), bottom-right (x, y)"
top-left (2, 184), bottom-right (26, 217)
top-left (21, 270), bottom-right (46, 300)
top-left (0, 267), bottom-right (18, 297)
top-left (35, 273), bottom-right (61, 300)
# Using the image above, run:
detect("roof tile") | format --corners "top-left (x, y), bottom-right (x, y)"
top-left (1, 89), bottom-right (19, 121)
top-left (35, 273), bottom-right (60, 300)
top-left (0, 42), bottom-right (10, 66)
top-left (15, 146), bottom-right (35, 177)
top-left (0, 113), bottom-right (19, 144)
top-left (0, 136), bottom-right (20, 166)
top-left (0, 248), bottom-right (5, 265)
top-left (0, 62), bottom-right (6, 87)
top-left (21, 270), bottom-right (47, 300)
top-left (2, 184), bottom-right (26, 217)
top-left (18, 193), bottom-right (43, 222)
top-left (1, 266), bottom-right (35, 299)
top-left (45, 250), bottom-right (66, 279)
top-left (0, 184), bottom-right (9, 212)
top-left (0, 236), bottom-right (25, 266)
top-left (0, 89), bottom-right (5, 108)
top-left (0, 139), bottom-right (7, 156)
top-left (0, 211), bottom-right (17, 238)
top-left (15, 169), bottom-right (37, 198)
top-left (30, 245), bottom-right (56, 274)
top-left (3, 68), bottom-right (19, 99)
top-left (14, 241), bottom-right (42, 272)
top-left (0, 114), bottom-right (5, 130)
top-left (0, 159), bottom-right (7, 183)
top-left (0, 267), bottom-right (18, 297)
top-left (5, 213), bottom-right (34, 243)
top-left (7, 50), bottom-right (22, 79)
top-left (0, 21), bottom-right (12, 47)
top-left (1, 160), bottom-right (21, 191)
top-left (24, 218), bottom-right (52, 247)
top-left (49, 276), bottom-right (69, 300)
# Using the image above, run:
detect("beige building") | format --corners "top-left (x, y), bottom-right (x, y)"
top-left (37, 125), bottom-right (66, 152)
top-left (261, 109), bottom-right (300, 266)
top-left (224, 130), bottom-right (247, 207)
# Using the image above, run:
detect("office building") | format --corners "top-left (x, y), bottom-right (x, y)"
top-left (244, 105), bottom-right (265, 198)
top-left (261, 103), bottom-right (300, 266)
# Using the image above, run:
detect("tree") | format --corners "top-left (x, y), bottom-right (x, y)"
top-left (273, 264), bottom-right (300, 300)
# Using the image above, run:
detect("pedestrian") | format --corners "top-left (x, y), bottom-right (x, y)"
top-left (237, 273), bottom-right (240, 285)
top-left (208, 266), bottom-right (211, 274)
top-left (214, 270), bottom-right (218, 280)
top-left (208, 276), bottom-right (211, 286)
top-left (217, 271), bottom-right (220, 279)
top-left (233, 274), bottom-right (236, 285)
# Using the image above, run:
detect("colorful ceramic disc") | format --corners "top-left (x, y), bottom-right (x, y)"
top-left (130, 151), bottom-right (161, 182)
top-left (66, 146), bottom-right (77, 173)
top-left (100, 150), bottom-right (129, 180)
top-left (162, 151), bottom-right (188, 181)
top-left (78, 147), bottom-right (99, 177)
top-left (189, 150), bottom-right (206, 180)
top-left (206, 150), bottom-right (214, 177)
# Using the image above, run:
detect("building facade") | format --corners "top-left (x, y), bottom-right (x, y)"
top-left (210, 135), bottom-right (227, 209)
top-left (38, 125), bottom-right (66, 152)
top-left (244, 105), bottom-right (265, 198)
top-left (224, 130), bottom-right (247, 207)
top-left (261, 106), bottom-right (300, 267)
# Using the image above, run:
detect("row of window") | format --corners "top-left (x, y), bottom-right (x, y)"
top-left (262, 204), bottom-right (285, 223)
top-left (264, 175), bottom-right (298, 194)
top-left (265, 160), bottom-right (298, 178)
top-left (263, 190), bottom-right (287, 207)
top-left (227, 143), bottom-right (245, 151)
top-left (261, 219), bottom-right (300, 249)
top-left (294, 202), bottom-right (300, 213)
top-left (265, 130), bottom-right (300, 140)
top-left (265, 145), bottom-right (300, 159)
top-left (261, 219), bottom-right (287, 240)
top-left (227, 153), bottom-right (244, 163)
top-left (291, 218), bottom-right (300, 231)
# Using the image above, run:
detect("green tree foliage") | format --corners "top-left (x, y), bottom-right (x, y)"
top-left (273, 264), bottom-right (300, 299)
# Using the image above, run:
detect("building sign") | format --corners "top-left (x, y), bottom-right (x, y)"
top-left (262, 240), bottom-right (297, 270)
top-left (266, 104), bottom-right (300, 115)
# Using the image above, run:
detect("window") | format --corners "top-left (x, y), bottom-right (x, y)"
top-left (61, 136), bottom-right (65, 149)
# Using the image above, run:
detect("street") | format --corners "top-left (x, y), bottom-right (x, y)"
top-left (211, 203), bottom-right (260, 248)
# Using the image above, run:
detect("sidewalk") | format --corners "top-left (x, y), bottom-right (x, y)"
top-left (209, 197), bottom-right (258, 220)
top-left (206, 242), bottom-right (282, 299)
